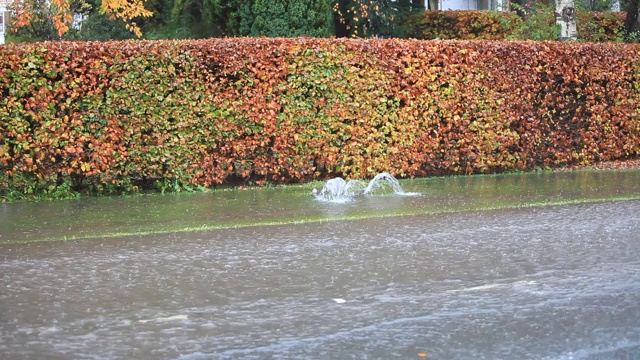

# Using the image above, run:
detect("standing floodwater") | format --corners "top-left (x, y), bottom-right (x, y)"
top-left (1, 170), bottom-right (640, 359)
top-left (2, 170), bottom-right (640, 243)
top-left (2, 201), bottom-right (640, 359)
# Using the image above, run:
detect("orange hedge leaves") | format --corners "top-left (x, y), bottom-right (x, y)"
top-left (1, 38), bottom-right (639, 197)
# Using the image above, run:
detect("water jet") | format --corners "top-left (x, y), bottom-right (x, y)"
top-left (312, 172), bottom-right (416, 202)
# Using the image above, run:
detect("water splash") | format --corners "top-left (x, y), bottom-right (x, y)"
top-left (363, 172), bottom-right (405, 195)
top-left (312, 172), bottom-right (417, 202)
top-left (311, 177), bottom-right (365, 203)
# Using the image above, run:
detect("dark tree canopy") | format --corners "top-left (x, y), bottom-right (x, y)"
top-left (333, 0), bottom-right (425, 38)
top-left (250, 0), bottom-right (333, 37)
top-left (8, 0), bottom-right (428, 41)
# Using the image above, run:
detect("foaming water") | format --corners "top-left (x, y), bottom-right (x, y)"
top-left (312, 172), bottom-right (420, 202)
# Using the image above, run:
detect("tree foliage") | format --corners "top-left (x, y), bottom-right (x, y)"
top-left (6, 0), bottom-right (62, 41)
top-left (8, 0), bottom-right (426, 40)
top-left (9, 0), bottom-right (152, 37)
top-left (577, 0), bottom-right (617, 11)
top-left (214, 0), bottom-right (333, 37)
top-left (166, 0), bottom-right (225, 38)
top-left (333, 0), bottom-right (424, 38)
top-left (161, 0), bottom-right (333, 38)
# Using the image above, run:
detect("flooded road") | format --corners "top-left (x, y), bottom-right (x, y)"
top-left (2, 170), bottom-right (640, 244)
top-left (2, 199), bottom-right (640, 358)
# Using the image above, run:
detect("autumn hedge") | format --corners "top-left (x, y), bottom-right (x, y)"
top-left (405, 10), bottom-right (626, 42)
top-left (1, 38), bottom-right (640, 198)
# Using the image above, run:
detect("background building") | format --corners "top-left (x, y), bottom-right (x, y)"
top-left (436, 0), bottom-right (510, 11)
top-left (0, 0), bottom-right (10, 44)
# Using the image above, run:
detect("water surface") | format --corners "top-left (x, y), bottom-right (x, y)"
top-left (1, 200), bottom-right (639, 359)
top-left (1, 169), bottom-right (639, 244)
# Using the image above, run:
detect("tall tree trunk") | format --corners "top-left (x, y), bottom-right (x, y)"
top-left (625, 0), bottom-right (640, 41)
top-left (555, 0), bottom-right (577, 41)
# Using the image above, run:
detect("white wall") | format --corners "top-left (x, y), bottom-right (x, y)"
top-left (0, 0), bottom-right (12, 44)
top-left (0, 2), bottom-right (7, 45)
top-left (439, 0), bottom-right (477, 10)
top-left (0, 11), bottom-right (6, 45)
top-left (438, 0), bottom-right (509, 11)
